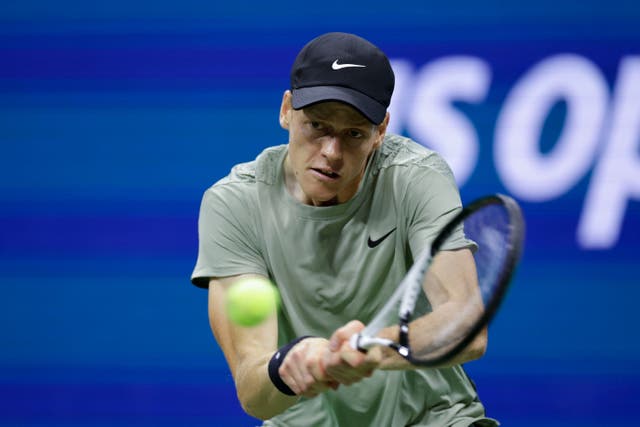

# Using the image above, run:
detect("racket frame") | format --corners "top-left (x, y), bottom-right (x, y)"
top-left (351, 193), bottom-right (525, 367)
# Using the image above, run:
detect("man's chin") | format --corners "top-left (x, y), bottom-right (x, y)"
top-left (304, 188), bottom-right (340, 206)
top-left (313, 196), bottom-right (340, 207)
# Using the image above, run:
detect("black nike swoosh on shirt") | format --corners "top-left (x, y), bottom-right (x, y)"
top-left (367, 227), bottom-right (397, 248)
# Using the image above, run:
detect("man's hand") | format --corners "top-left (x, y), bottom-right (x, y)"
top-left (277, 337), bottom-right (339, 398)
top-left (323, 320), bottom-right (382, 385)
top-left (278, 322), bottom-right (384, 399)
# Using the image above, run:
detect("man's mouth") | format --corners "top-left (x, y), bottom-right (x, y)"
top-left (311, 168), bottom-right (340, 179)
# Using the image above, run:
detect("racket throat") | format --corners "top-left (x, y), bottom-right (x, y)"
top-left (396, 315), bottom-right (411, 359)
top-left (390, 342), bottom-right (410, 358)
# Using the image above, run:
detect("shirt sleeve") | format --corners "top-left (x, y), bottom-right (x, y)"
top-left (403, 153), bottom-right (475, 258)
top-left (190, 184), bottom-right (267, 289)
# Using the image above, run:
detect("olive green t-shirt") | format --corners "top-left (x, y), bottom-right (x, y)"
top-left (192, 134), bottom-right (498, 427)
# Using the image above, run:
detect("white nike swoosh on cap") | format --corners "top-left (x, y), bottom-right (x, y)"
top-left (331, 59), bottom-right (366, 70)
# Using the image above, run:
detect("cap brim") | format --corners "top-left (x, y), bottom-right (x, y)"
top-left (291, 86), bottom-right (386, 125)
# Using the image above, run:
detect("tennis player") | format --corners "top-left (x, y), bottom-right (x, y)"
top-left (191, 32), bottom-right (498, 426)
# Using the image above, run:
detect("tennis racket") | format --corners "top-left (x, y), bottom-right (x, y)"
top-left (350, 193), bottom-right (525, 366)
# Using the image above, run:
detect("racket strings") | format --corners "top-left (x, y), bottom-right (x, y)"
top-left (352, 194), bottom-right (524, 366)
top-left (409, 201), bottom-right (518, 362)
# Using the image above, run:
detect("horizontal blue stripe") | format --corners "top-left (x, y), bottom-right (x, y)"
top-left (1, 207), bottom-right (637, 260)
top-left (0, 38), bottom-right (635, 84)
top-left (0, 256), bottom-right (193, 278)
top-left (0, 382), bottom-right (258, 425)
top-left (0, 89), bottom-right (284, 108)
top-left (477, 374), bottom-right (640, 423)
top-left (0, 214), bottom-right (197, 256)
top-left (0, 366), bottom-right (637, 425)
top-left (0, 46), bottom-right (291, 80)
top-left (0, 10), bottom-right (639, 43)
top-left (1, 274), bottom-right (639, 366)
top-left (2, 0), bottom-right (636, 20)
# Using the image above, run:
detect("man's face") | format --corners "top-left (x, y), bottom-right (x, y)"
top-left (280, 91), bottom-right (388, 206)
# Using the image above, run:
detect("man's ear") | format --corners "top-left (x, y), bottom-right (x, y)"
top-left (279, 90), bottom-right (293, 130)
top-left (373, 112), bottom-right (390, 149)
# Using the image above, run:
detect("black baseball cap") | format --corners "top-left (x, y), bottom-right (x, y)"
top-left (290, 32), bottom-right (395, 125)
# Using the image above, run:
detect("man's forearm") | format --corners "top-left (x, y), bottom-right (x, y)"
top-left (234, 353), bottom-right (300, 420)
top-left (375, 305), bottom-right (488, 370)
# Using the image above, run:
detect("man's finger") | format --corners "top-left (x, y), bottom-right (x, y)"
top-left (330, 320), bottom-right (365, 351)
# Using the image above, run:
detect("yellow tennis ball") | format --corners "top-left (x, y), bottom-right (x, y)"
top-left (226, 277), bottom-right (280, 327)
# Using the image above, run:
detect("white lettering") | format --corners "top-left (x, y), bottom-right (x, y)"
top-left (392, 54), bottom-right (635, 249)
top-left (578, 56), bottom-right (640, 248)
top-left (405, 56), bottom-right (491, 185)
top-left (494, 54), bottom-right (608, 201)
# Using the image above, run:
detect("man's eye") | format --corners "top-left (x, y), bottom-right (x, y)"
top-left (349, 129), bottom-right (364, 139)
top-left (310, 121), bottom-right (323, 130)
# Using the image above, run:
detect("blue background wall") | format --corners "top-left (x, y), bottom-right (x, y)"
top-left (1, 1), bottom-right (639, 426)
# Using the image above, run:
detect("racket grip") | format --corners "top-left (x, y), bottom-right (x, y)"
top-left (349, 333), bottom-right (368, 354)
top-left (351, 334), bottom-right (395, 352)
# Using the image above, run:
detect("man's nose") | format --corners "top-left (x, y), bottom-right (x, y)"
top-left (321, 135), bottom-right (343, 161)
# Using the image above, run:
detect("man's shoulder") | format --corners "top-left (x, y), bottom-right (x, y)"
top-left (376, 134), bottom-right (455, 182)
top-left (213, 144), bottom-right (286, 188)
top-left (201, 144), bottom-right (285, 209)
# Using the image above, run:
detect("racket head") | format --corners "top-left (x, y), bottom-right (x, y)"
top-left (351, 194), bottom-right (525, 367)
top-left (405, 193), bottom-right (525, 366)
